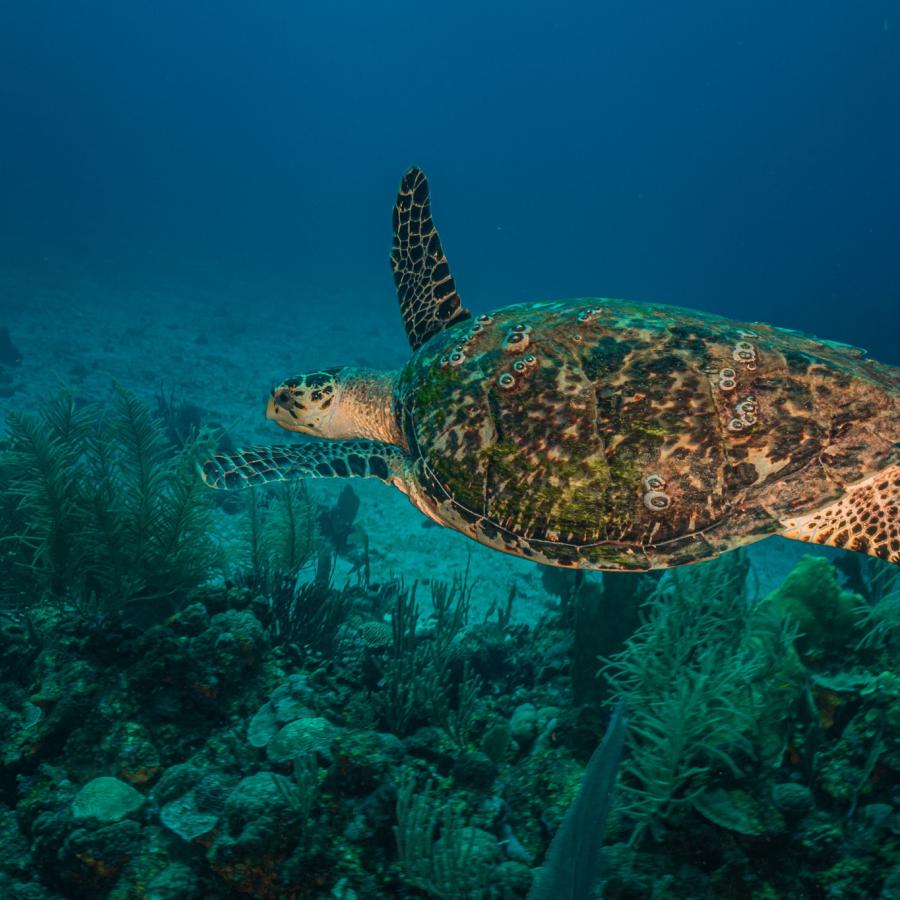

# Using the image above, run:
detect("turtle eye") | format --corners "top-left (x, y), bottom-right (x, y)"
top-left (276, 390), bottom-right (291, 408)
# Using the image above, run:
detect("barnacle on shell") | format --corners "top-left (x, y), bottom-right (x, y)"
top-left (643, 490), bottom-right (671, 511)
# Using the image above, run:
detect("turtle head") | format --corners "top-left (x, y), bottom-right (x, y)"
top-left (267, 369), bottom-right (343, 437)
top-left (266, 366), bottom-right (407, 448)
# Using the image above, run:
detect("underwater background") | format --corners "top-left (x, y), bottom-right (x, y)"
top-left (1, 2), bottom-right (899, 898)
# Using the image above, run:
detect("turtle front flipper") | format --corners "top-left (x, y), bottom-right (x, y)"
top-left (780, 465), bottom-right (900, 564)
top-left (201, 440), bottom-right (409, 490)
top-left (391, 167), bottom-right (470, 350)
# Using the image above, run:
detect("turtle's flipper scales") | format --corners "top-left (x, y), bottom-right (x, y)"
top-left (391, 167), bottom-right (470, 350)
top-left (781, 465), bottom-right (900, 563)
top-left (201, 440), bottom-right (408, 490)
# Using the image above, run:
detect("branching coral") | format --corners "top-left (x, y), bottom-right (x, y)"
top-left (264, 577), bottom-right (357, 663)
top-left (602, 552), bottom-right (799, 846)
top-left (378, 574), bottom-right (484, 744)
top-left (855, 561), bottom-right (900, 651)
top-left (393, 773), bottom-right (497, 898)
top-left (239, 480), bottom-right (318, 593)
top-left (0, 386), bottom-right (220, 618)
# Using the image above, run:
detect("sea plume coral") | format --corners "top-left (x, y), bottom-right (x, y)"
top-left (0, 385), bottom-right (220, 619)
top-left (602, 553), bottom-right (799, 846)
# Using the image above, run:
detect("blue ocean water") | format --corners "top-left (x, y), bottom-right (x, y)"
top-left (1, 2), bottom-right (898, 359)
top-left (1, 3), bottom-right (899, 899)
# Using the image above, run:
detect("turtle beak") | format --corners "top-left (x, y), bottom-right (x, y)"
top-left (267, 385), bottom-right (302, 428)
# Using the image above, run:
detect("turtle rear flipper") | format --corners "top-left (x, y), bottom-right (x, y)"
top-left (201, 440), bottom-right (409, 490)
top-left (781, 465), bottom-right (900, 563)
top-left (391, 167), bottom-right (470, 350)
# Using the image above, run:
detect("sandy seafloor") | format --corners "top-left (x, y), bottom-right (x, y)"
top-left (0, 253), bottom-right (841, 623)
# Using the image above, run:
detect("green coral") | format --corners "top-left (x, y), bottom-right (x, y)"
top-left (0, 386), bottom-right (220, 618)
top-left (861, 671), bottom-right (900, 735)
top-left (855, 561), bottom-right (900, 651)
top-left (692, 787), bottom-right (782, 836)
top-left (393, 774), bottom-right (499, 899)
top-left (239, 479), bottom-right (317, 591)
top-left (764, 555), bottom-right (862, 655)
top-left (71, 777), bottom-right (143, 823)
top-left (602, 552), bottom-right (800, 845)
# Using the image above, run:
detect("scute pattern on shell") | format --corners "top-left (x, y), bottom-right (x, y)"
top-left (396, 298), bottom-right (900, 570)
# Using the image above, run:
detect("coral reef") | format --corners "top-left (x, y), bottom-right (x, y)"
top-left (0, 386), bottom-right (220, 619)
top-left (0, 387), bottom-right (898, 898)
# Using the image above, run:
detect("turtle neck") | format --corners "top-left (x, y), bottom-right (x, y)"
top-left (333, 368), bottom-right (407, 450)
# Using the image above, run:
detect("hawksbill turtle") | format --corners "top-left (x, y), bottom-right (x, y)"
top-left (202, 168), bottom-right (900, 571)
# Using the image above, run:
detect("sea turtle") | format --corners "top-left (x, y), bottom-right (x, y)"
top-left (202, 168), bottom-right (900, 570)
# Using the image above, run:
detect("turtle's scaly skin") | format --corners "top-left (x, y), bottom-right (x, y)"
top-left (397, 298), bottom-right (900, 570)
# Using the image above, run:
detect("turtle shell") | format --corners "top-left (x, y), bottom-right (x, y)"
top-left (396, 298), bottom-right (899, 569)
